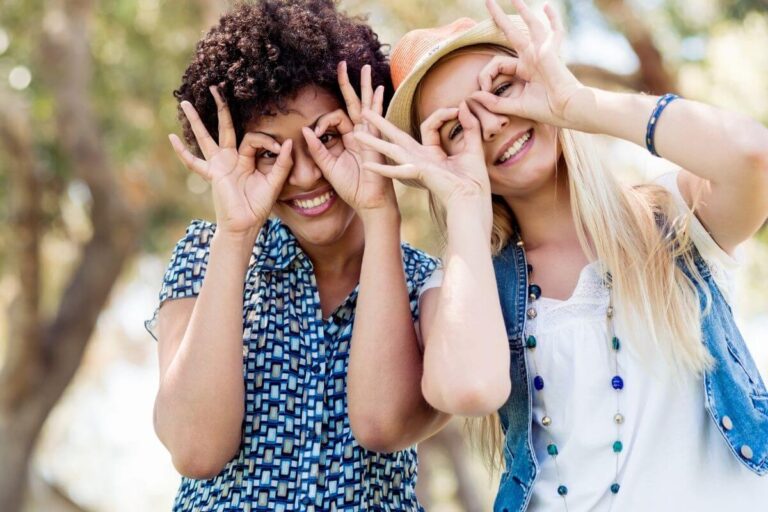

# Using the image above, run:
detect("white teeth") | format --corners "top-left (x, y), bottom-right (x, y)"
top-left (499, 131), bottom-right (532, 163)
top-left (293, 191), bottom-right (333, 210)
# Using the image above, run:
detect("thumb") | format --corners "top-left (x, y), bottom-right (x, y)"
top-left (302, 127), bottom-right (337, 174)
top-left (458, 101), bottom-right (483, 154)
top-left (265, 139), bottom-right (293, 191)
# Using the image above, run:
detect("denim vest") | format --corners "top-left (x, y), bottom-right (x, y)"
top-left (491, 239), bottom-right (768, 512)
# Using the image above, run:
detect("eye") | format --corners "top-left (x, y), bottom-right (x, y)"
top-left (493, 82), bottom-right (512, 96)
top-left (259, 149), bottom-right (278, 160)
top-left (319, 132), bottom-right (338, 144)
top-left (448, 122), bottom-right (463, 140)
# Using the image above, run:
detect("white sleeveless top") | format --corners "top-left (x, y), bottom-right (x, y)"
top-left (419, 171), bottom-right (768, 511)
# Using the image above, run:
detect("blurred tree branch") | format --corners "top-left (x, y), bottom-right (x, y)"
top-left (592, 0), bottom-right (678, 94)
top-left (0, 0), bottom-right (140, 510)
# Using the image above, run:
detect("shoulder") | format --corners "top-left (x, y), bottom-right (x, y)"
top-left (652, 170), bottom-right (740, 303)
top-left (164, 219), bottom-right (217, 272)
top-left (178, 218), bottom-right (217, 249)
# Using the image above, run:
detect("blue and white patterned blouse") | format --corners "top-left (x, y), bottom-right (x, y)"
top-left (146, 218), bottom-right (438, 511)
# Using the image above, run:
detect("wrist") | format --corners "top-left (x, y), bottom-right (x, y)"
top-left (212, 226), bottom-right (261, 264)
top-left (359, 203), bottom-right (401, 229)
top-left (446, 198), bottom-right (492, 237)
top-left (561, 85), bottom-right (599, 132)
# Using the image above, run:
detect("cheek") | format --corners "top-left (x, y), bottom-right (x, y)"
top-left (327, 140), bottom-right (345, 157)
top-left (256, 161), bottom-right (276, 174)
top-left (538, 125), bottom-right (559, 154)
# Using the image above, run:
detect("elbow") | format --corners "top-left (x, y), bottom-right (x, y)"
top-left (171, 448), bottom-right (236, 480)
top-left (748, 147), bottom-right (768, 176)
top-left (349, 407), bottom-right (409, 453)
top-left (743, 128), bottom-right (768, 175)
top-left (154, 407), bottom-right (242, 480)
top-left (422, 373), bottom-right (511, 417)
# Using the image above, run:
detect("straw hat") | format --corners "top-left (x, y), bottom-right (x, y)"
top-left (386, 15), bottom-right (528, 136)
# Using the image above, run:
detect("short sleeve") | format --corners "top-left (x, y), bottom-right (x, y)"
top-left (418, 268), bottom-right (444, 299)
top-left (144, 219), bottom-right (217, 341)
top-left (401, 244), bottom-right (440, 323)
top-left (654, 171), bottom-right (740, 304)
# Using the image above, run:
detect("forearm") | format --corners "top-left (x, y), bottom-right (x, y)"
top-left (422, 202), bottom-right (510, 416)
top-left (155, 228), bottom-right (258, 473)
top-left (349, 207), bottom-right (445, 451)
top-left (569, 87), bottom-right (768, 184)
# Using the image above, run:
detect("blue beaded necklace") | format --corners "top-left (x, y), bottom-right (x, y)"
top-left (523, 256), bottom-right (624, 507)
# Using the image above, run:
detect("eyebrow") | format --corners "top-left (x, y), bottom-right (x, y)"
top-left (252, 112), bottom-right (328, 141)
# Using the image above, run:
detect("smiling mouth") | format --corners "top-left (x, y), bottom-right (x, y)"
top-left (495, 129), bottom-right (534, 165)
top-left (284, 190), bottom-right (337, 217)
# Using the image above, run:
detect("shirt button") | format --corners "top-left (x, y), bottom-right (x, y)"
top-left (740, 445), bottom-right (754, 460)
top-left (721, 416), bottom-right (733, 431)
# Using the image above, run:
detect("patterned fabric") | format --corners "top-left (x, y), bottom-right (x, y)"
top-left (146, 218), bottom-right (438, 511)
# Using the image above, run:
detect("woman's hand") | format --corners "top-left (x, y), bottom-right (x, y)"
top-left (471, 0), bottom-right (586, 128)
top-left (354, 102), bottom-right (491, 220)
top-left (169, 86), bottom-right (292, 236)
top-left (302, 63), bottom-right (397, 214)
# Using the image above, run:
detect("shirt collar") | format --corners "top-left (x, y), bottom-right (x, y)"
top-left (250, 218), bottom-right (305, 272)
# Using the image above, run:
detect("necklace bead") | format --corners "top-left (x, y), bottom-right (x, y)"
top-left (524, 261), bottom-right (624, 505)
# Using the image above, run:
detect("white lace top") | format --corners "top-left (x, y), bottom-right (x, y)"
top-left (419, 171), bottom-right (768, 511)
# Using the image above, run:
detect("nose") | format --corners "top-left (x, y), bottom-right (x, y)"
top-left (287, 142), bottom-right (323, 188)
top-left (467, 99), bottom-right (509, 142)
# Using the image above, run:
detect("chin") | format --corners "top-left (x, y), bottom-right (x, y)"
top-left (489, 157), bottom-right (558, 197)
top-left (274, 201), bottom-right (358, 248)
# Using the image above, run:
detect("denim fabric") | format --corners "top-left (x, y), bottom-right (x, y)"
top-left (491, 240), bottom-right (768, 512)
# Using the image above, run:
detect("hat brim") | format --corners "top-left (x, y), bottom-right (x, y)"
top-left (385, 16), bottom-right (526, 137)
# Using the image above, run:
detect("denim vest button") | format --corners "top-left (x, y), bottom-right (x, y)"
top-left (722, 416), bottom-right (733, 430)
top-left (740, 445), bottom-right (754, 459)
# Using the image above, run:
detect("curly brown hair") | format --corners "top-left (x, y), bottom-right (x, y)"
top-left (174, 0), bottom-right (392, 156)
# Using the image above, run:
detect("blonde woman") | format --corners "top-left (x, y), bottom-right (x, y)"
top-left (347, 0), bottom-right (768, 510)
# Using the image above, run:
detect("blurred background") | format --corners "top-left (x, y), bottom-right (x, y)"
top-left (1, 0), bottom-right (767, 510)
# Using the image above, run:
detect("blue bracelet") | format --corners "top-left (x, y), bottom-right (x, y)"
top-left (645, 93), bottom-right (680, 157)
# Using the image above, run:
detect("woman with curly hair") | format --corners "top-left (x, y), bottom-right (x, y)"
top-left (145, 1), bottom-right (439, 509)
top-left (349, 0), bottom-right (768, 509)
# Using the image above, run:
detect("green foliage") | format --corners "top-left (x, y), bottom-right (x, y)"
top-left (0, 0), bottom-right (765, 260)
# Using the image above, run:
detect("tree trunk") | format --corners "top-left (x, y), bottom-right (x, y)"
top-left (0, 0), bottom-right (141, 509)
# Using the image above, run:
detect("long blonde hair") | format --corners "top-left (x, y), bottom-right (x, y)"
top-left (413, 49), bottom-right (713, 473)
